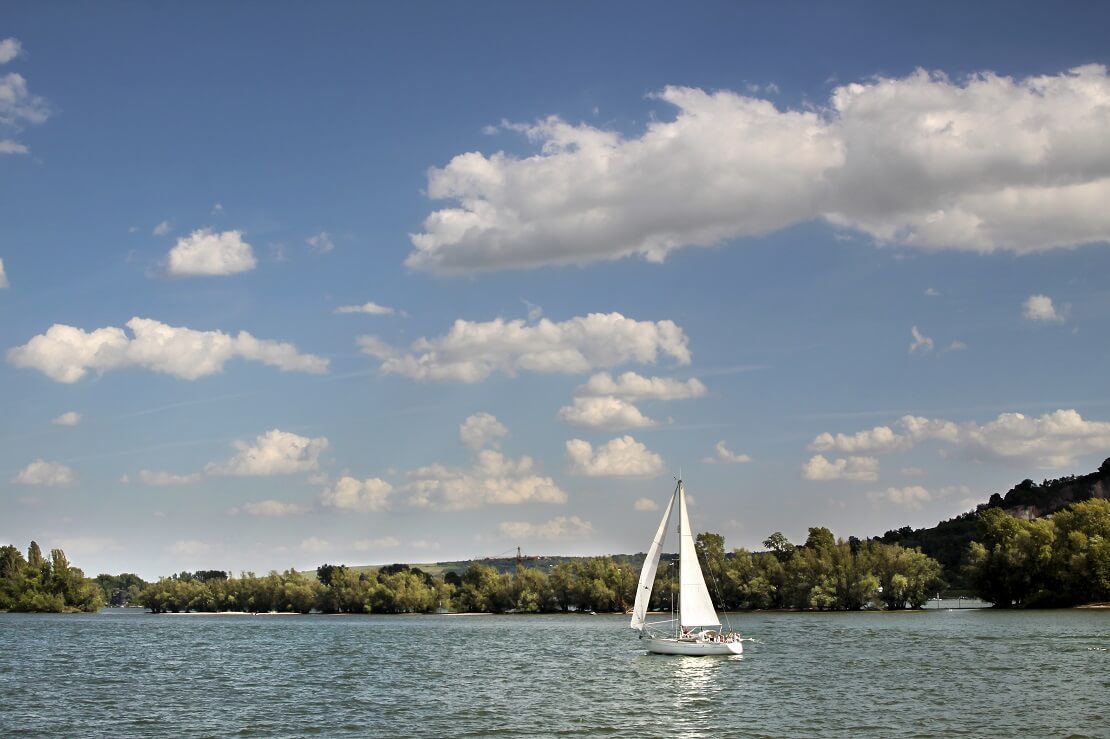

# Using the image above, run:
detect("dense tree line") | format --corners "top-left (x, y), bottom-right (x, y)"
top-left (0, 541), bottom-right (104, 612)
top-left (690, 529), bottom-right (943, 611)
top-left (965, 499), bottom-right (1110, 607)
top-left (8, 500), bottom-right (1105, 615)
top-left (128, 535), bottom-right (945, 615)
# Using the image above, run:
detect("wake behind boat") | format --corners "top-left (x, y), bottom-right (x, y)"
top-left (630, 478), bottom-right (746, 656)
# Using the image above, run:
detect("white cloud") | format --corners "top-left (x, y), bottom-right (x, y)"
top-left (320, 476), bottom-right (393, 512)
top-left (945, 340), bottom-right (968, 352)
top-left (813, 409), bottom-right (1110, 469)
top-left (909, 326), bottom-right (934, 354)
top-left (165, 229), bottom-right (256, 276)
top-left (499, 516), bottom-right (593, 540)
top-left (459, 412), bottom-right (508, 450)
top-left (136, 469), bottom-right (202, 486)
top-left (409, 66), bottom-right (1110, 272)
top-left (335, 301), bottom-right (395, 315)
top-left (576, 371), bottom-right (706, 400)
top-left (51, 411), bottom-right (81, 426)
top-left (924, 287), bottom-right (940, 297)
top-left (353, 536), bottom-right (400, 551)
top-left (0, 71), bottom-right (49, 126)
top-left (300, 537), bottom-right (331, 553)
top-left (702, 440), bottom-right (752, 465)
top-left (633, 497), bottom-right (659, 512)
top-left (169, 539), bottom-right (209, 556)
top-left (1023, 294), bottom-right (1064, 322)
top-left (0, 38), bottom-right (22, 64)
top-left (810, 425), bottom-right (910, 454)
top-left (0, 139), bottom-right (27, 155)
top-left (406, 449), bottom-right (567, 510)
top-left (206, 429), bottom-right (328, 476)
top-left (8, 317), bottom-right (327, 383)
top-left (868, 485), bottom-right (932, 509)
top-left (557, 396), bottom-right (658, 430)
top-left (366, 312), bottom-right (690, 383)
top-left (232, 500), bottom-right (308, 516)
top-left (12, 459), bottom-right (76, 486)
top-left (152, 220), bottom-right (172, 237)
top-left (566, 435), bottom-right (664, 477)
top-left (306, 231), bottom-right (335, 253)
top-left (0, 257), bottom-right (7, 287)
top-left (211, 202), bottom-right (224, 215)
top-left (801, 454), bottom-right (879, 481)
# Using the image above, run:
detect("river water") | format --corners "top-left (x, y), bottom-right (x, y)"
top-left (1, 608), bottom-right (1106, 737)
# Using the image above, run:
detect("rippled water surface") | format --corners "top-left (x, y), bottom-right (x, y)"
top-left (1, 608), bottom-right (1107, 737)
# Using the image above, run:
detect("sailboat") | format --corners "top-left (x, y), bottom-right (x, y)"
top-left (630, 478), bottom-right (744, 656)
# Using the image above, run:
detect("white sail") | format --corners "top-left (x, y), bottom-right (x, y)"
top-left (678, 482), bottom-right (721, 628)
top-left (630, 483), bottom-right (678, 631)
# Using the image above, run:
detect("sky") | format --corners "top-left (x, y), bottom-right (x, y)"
top-left (2, 2), bottom-right (1109, 579)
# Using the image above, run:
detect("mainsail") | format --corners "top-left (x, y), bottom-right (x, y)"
top-left (629, 483), bottom-right (678, 631)
top-left (677, 482), bottom-right (721, 628)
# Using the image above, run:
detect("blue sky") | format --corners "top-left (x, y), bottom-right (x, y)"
top-left (2, 2), bottom-right (1109, 579)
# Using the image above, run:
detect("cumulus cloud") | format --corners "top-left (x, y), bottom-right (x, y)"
top-left (633, 497), bottom-right (659, 512)
top-left (406, 449), bottom-right (567, 510)
top-left (335, 301), bottom-right (395, 315)
top-left (319, 476), bottom-right (393, 512)
top-left (165, 229), bottom-right (256, 276)
top-left (353, 536), bottom-right (400, 551)
top-left (364, 312), bottom-right (690, 383)
top-left (801, 454), bottom-right (879, 482)
top-left (499, 516), bottom-right (593, 541)
top-left (702, 441), bottom-right (752, 465)
top-left (7, 317), bottom-right (327, 383)
top-left (1023, 294), bottom-right (1064, 322)
top-left (459, 412), bottom-right (508, 450)
top-left (409, 66), bottom-right (1110, 272)
top-left (576, 371), bottom-right (707, 400)
top-left (566, 435), bottom-right (664, 477)
top-left (206, 429), bottom-right (328, 476)
top-left (0, 38), bottom-right (22, 64)
top-left (152, 220), bottom-right (172, 237)
top-left (135, 470), bottom-right (202, 486)
top-left (0, 257), bottom-right (7, 287)
top-left (231, 500), bottom-right (307, 516)
top-left (557, 396), bottom-right (658, 430)
top-left (909, 326), bottom-right (934, 354)
top-left (306, 231), bottom-right (335, 253)
top-left (12, 459), bottom-right (76, 486)
top-left (51, 411), bottom-right (81, 426)
top-left (0, 45), bottom-right (48, 154)
top-left (300, 537), bottom-right (331, 553)
top-left (813, 409), bottom-right (1110, 468)
top-left (868, 485), bottom-right (932, 509)
top-left (810, 425), bottom-right (911, 454)
top-left (169, 539), bottom-right (209, 556)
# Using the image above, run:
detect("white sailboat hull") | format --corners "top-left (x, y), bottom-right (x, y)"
top-left (643, 636), bottom-right (743, 656)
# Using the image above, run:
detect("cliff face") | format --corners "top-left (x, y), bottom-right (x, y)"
top-left (878, 457), bottom-right (1110, 586)
top-left (987, 459), bottom-right (1109, 518)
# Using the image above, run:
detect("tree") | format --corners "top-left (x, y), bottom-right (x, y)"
top-left (763, 532), bottom-right (794, 562)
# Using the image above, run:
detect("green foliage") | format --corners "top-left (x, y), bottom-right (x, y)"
top-left (966, 498), bottom-right (1110, 607)
top-left (0, 542), bottom-right (104, 612)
